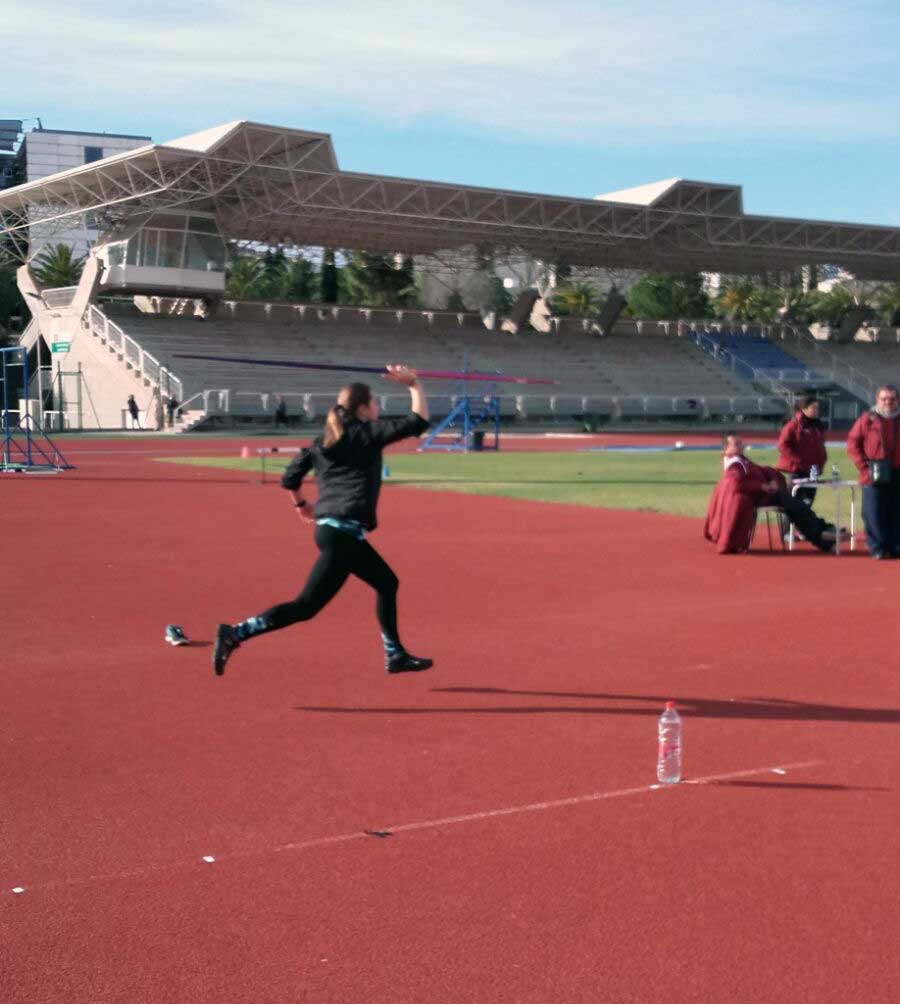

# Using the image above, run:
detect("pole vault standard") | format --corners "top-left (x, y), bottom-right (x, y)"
top-left (172, 353), bottom-right (556, 386)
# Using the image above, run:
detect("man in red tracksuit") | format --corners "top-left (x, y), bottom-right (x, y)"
top-left (847, 385), bottom-right (900, 559)
top-left (777, 393), bottom-right (827, 506)
top-left (705, 433), bottom-right (840, 554)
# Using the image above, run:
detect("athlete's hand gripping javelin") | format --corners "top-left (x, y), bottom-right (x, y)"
top-left (383, 364), bottom-right (429, 421)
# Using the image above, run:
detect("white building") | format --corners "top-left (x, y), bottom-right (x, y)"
top-left (17, 127), bottom-right (151, 256)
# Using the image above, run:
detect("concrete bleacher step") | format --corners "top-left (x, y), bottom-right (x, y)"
top-left (94, 304), bottom-right (786, 423)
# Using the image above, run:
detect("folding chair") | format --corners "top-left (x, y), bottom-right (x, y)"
top-left (752, 506), bottom-right (788, 552)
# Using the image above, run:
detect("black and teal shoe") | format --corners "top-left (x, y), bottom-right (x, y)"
top-left (165, 624), bottom-right (189, 647)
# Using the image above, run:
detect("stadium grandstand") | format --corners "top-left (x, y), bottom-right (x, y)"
top-left (3, 119), bottom-right (900, 432)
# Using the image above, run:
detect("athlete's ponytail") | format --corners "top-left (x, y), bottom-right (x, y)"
top-left (323, 382), bottom-right (372, 448)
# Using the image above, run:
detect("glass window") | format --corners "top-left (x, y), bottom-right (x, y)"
top-left (140, 229), bottom-right (159, 267)
top-left (107, 243), bottom-right (125, 267)
top-left (126, 234), bottom-right (139, 266)
top-left (185, 232), bottom-right (225, 272)
top-left (149, 212), bottom-right (187, 230)
top-left (84, 146), bottom-right (103, 163)
top-left (189, 216), bottom-right (219, 234)
top-left (158, 229), bottom-right (185, 268)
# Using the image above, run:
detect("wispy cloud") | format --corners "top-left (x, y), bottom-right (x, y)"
top-left (6, 0), bottom-right (900, 144)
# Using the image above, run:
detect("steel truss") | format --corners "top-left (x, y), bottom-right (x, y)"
top-left (1, 121), bottom-right (900, 279)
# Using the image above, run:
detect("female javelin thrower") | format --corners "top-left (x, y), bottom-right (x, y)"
top-left (213, 365), bottom-right (432, 676)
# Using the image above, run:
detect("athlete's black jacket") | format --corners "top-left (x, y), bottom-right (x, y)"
top-left (281, 412), bottom-right (429, 530)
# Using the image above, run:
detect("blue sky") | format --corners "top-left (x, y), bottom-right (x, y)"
top-left (7, 0), bottom-right (900, 225)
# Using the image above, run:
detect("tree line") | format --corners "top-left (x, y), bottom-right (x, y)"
top-left (3, 242), bottom-right (900, 335)
top-left (553, 272), bottom-right (900, 328)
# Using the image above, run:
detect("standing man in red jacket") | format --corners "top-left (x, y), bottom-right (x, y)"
top-left (847, 385), bottom-right (900, 559)
top-left (777, 393), bottom-right (827, 506)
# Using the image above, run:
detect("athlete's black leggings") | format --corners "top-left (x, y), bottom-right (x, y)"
top-left (259, 524), bottom-right (400, 642)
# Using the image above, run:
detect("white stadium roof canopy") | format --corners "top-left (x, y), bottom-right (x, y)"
top-left (2, 119), bottom-right (900, 278)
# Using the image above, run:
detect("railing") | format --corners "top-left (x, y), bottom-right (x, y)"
top-left (178, 387), bottom-right (785, 423)
top-left (174, 389), bottom-right (229, 421)
top-left (85, 303), bottom-right (183, 401)
top-left (746, 366), bottom-right (835, 385)
top-left (41, 286), bottom-right (78, 310)
top-left (787, 325), bottom-right (877, 404)
top-left (688, 329), bottom-right (794, 405)
top-left (142, 351), bottom-right (160, 385)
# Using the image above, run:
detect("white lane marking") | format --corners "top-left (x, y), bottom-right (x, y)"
top-left (378, 761), bottom-right (823, 835)
top-left (1, 760), bottom-right (824, 900)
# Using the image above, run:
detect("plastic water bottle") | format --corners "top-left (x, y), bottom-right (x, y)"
top-left (831, 464), bottom-right (840, 482)
top-left (657, 702), bottom-right (682, 784)
top-left (809, 465), bottom-right (819, 482)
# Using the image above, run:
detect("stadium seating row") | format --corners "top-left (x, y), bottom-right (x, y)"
top-left (195, 389), bottom-right (787, 422)
top-left (109, 309), bottom-right (755, 409)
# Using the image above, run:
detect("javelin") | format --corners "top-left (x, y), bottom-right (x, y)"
top-left (172, 352), bottom-right (556, 386)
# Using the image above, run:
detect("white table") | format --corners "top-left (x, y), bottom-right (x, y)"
top-left (788, 478), bottom-right (858, 555)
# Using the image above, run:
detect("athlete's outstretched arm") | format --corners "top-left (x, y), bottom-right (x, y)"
top-left (385, 364), bottom-right (429, 421)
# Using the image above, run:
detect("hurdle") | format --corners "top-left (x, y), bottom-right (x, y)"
top-left (240, 444), bottom-right (304, 484)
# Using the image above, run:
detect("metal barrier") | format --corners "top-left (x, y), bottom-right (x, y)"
top-left (688, 329), bottom-right (794, 405)
top-left (84, 304), bottom-right (183, 401)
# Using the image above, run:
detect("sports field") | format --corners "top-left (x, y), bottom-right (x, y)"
top-left (161, 441), bottom-right (858, 522)
top-left (4, 433), bottom-right (899, 1004)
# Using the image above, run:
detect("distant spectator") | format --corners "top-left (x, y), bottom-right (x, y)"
top-left (777, 393), bottom-right (827, 506)
top-left (847, 385), bottom-right (900, 559)
top-left (167, 396), bottom-right (179, 427)
top-left (127, 395), bottom-right (140, 430)
top-left (153, 393), bottom-right (165, 432)
top-left (274, 395), bottom-right (288, 428)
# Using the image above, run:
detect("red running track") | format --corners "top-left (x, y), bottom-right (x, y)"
top-left (2, 438), bottom-right (899, 1003)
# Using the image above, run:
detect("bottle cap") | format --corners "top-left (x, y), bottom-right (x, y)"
top-left (665, 701), bottom-right (676, 710)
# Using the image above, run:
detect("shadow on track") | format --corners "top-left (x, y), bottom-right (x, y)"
top-left (706, 780), bottom-right (890, 792)
top-left (293, 688), bottom-right (900, 724)
top-left (58, 476), bottom-right (257, 485)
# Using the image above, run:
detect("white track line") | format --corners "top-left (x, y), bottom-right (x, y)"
top-left (2, 760), bottom-right (822, 899)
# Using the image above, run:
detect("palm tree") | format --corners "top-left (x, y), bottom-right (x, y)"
top-left (0, 262), bottom-right (27, 332)
top-left (715, 281), bottom-right (755, 321)
top-left (875, 282), bottom-right (900, 325)
top-left (339, 251), bottom-right (418, 307)
top-left (270, 256), bottom-right (318, 302)
top-left (553, 282), bottom-right (600, 317)
top-left (226, 255), bottom-right (267, 299)
top-left (746, 287), bottom-right (783, 323)
top-left (31, 243), bottom-right (86, 288)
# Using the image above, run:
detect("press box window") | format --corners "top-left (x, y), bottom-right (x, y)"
top-left (84, 146), bottom-right (103, 164)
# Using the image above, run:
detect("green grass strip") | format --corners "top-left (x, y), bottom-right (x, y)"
top-left (156, 447), bottom-right (860, 523)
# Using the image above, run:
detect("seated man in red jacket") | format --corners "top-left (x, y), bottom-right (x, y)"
top-left (704, 433), bottom-right (841, 554)
top-left (777, 393), bottom-right (827, 506)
